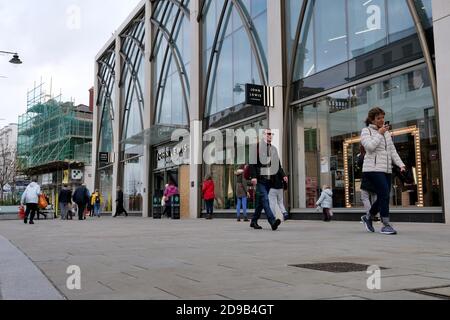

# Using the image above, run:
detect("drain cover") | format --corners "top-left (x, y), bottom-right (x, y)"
top-left (290, 262), bottom-right (387, 273)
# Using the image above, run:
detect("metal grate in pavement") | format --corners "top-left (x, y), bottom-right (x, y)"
top-left (289, 262), bottom-right (388, 273)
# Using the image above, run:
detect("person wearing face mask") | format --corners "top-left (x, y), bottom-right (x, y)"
top-left (360, 107), bottom-right (406, 235)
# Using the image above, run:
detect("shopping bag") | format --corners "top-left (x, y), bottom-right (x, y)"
top-left (18, 206), bottom-right (25, 219)
top-left (38, 194), bottom-right (48, 209)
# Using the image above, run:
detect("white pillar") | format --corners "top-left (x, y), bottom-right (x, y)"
top-left (433, 0), bottom-right (450, 224)
top-left (142, 0), bottom-right (153, 218)
top-left (267, 0), bottom-right (285, 162)
top-left (91, 62), bottom-right (100, 194)
top-left (111, 35), bottom-right (122, 216)
top-left (189, 0), bottom-right (203, 219)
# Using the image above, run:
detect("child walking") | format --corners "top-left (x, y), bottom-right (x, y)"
top-left (316, 185), bottom-right (333, 222)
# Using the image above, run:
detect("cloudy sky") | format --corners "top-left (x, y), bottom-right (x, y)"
top-left (0, 0), bottom-right (141, 126)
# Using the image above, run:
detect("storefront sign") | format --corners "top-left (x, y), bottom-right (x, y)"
top-left (245, 84), bottom-right (275, 107)
top-left (99, 152), bottom-right (110, 163)
top-left (156, 143), bottom-right (190, 169)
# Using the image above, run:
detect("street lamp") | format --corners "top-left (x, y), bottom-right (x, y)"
top-left (0, 50), bottom-right (23, 64)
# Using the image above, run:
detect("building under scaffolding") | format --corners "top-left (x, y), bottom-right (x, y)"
top-left (17, 83), bottom-right (94, 214)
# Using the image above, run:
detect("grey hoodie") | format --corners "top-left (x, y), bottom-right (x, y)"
top-left (316, 189), bottom-right (333, 209)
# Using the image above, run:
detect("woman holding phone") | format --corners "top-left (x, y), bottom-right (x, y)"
top-left (360, 107), bottom-right (406, 235)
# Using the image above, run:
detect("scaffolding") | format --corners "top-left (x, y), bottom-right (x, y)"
top-left (17, 89), bottom-right (93, 171)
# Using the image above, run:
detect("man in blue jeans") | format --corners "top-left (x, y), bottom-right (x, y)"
top-left (249, 129), bottom-right (287, 231)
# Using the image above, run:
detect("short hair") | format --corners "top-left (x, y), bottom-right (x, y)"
top-left (365, 107), bottom-right (386, 127)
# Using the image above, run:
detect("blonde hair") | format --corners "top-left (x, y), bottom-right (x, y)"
top-left (323, 185), bottom-right (330, 190)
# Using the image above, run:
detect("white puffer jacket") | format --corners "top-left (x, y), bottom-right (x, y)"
top-left (21, 182), bottom-right (41, 204)
top-left (361, 125), bottom-right (405, 174)
top-left (316, 189), bottom-right (333, 209)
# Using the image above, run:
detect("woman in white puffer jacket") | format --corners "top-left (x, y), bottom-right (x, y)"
top-left (360, 107), bottom-right (405, 236)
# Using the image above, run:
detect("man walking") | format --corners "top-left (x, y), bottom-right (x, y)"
top-left (21, 178), bottom-right (41, 225)
top-left (115, 186), bottom-right (128, 217)
top-left (72, 184), bottom-right (90, 221)
top-left (58, 184), bottom-right (73, 220)
top-left (249, 129), bottom-right (287, 231)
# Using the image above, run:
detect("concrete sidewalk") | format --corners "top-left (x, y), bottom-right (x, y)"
top-left (0, 217), bottom-right (449, 300)
top-left (0, 235), bottom-right (64, 300)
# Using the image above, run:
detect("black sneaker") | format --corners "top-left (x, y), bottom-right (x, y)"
top-left (24, 218), bottom-right (28, 224)
top-left (29, 221), bottom-right (34, 225)
top-left (250, 222), bottom-right (263, 230)
top-left (244, 218), bottom-right (249, 222)
top-left (237, 218), bottom-right (241, 222)
top-left (271, 219), bottom-right (282, 231)
top-left (361, 216), bottom-right (375, 233)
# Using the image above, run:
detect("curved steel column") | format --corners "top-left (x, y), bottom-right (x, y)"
top-left (283, 0), bottom-right (309, 208)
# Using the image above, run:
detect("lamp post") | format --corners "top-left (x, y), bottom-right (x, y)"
top-left (0, 51), bottom-right (23, 64)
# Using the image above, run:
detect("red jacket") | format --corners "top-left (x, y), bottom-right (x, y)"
top-left (202, 180), bottom-right (215, 201)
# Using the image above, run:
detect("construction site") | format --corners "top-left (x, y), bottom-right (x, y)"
top-left (17, 81), bottom-right (94, 212)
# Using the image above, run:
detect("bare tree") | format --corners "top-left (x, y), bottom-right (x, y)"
top-left (0, 139), bottom-right (17, 203)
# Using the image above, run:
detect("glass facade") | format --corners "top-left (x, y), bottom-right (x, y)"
top-left (96, 47), bottom-right (116, 211)
top-left (203, 118), bottom-right (267, 211)
top-left (203, 0), bottom-right (268, 121)
top-left (292, 65), bottom-right (441, 210)
top-left (120, 13), bottom-right (145, 212)
top-left (152, 0), bottom-right (191, 126)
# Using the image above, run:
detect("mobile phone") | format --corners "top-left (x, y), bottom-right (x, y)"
top-left (385, 121), bottom-right (390, 126)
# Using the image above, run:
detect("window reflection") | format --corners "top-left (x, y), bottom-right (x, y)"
top-left (292, 65), bottom-right (441, 209)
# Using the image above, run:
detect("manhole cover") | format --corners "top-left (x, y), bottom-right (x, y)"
top-left (290, 262), bottom-right (388, 273)
top-left (411, 286), bottom-right (450, 300)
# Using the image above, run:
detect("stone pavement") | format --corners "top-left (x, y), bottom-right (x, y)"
top-left (0, 217), bottom-right (449, 300)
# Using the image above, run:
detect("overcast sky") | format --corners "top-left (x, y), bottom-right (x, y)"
top-left (0, 0), bottom-right (141, 126)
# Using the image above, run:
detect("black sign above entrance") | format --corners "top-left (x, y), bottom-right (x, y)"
top-left (99, 152), bottom-right (110, 163)
top-left (245, 84), bottom-right (275, 108)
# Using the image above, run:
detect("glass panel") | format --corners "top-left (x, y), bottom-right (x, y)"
top-left (215, 35), bottom-right (233, 113)
top-left (98, 166), bottom-right (113, 212)
top-left (348, 0), bottom-right (387, 59)
top-left (314, 0), bottom-right (348, 73)
top-left (123, 157), bottom-right (144, 212)
top-left (292, 65), bottom-right (441, 210)
top-left (285, 0), bottom-right (304, 68)
top-left (233, 27), bottom-right (252, 106)
top-left (388, 0), bottom-right (416, 43)
top-left (294, 1), bottom-right (315, 81)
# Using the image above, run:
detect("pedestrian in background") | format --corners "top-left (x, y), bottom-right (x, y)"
top-left (73, 184), bottom-right (90, 221)
top-left (202, 175), bottom-right (215, 220)
top-left (58, 184), bottom-right (72, 220)
top-left (163, 179), bottom-right (179, 218)
top-left (21, 178), bottom-right (41, 225)
top-left (316, 185), bottom-right (334, 222)
top-left (235, 166), bottom-right (249, 222)
top-left (115, 186), bottom-right (128, 217)
top-left (91, 189), bottom-right (103, 218)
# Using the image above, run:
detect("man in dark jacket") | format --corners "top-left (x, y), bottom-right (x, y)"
top-left (249, 129), bottom-right (286, 231)
top-left (72, 184), bottom-right (90, 221)
top-left (115, 186), bottom-right (128, 217)
top-left (58, 185), bottom-right (73, 220)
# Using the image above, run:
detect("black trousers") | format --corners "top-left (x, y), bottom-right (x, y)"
top-left (25, 203), bottom-right (38, 222)
top-left (116, 202), bottom-right (128, 216)
top-left (76, 203), bottom-right (87, 220)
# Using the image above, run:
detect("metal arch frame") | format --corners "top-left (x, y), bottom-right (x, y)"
top-left (97, 49), bottom-right (116, 152)
top-left (150, 20), bottom-right (190, 124)
top-left (119, 20), bottom-right (146, 147)
top-left (150, 0), bottom-right (191, 125)
top-left (284, 0), bottom-right (309, 210)
top-left (200, 0), bottom-right (269, 118)
top-left (201, 0), bottom-right (231, 118)
top-left (230, 0), bottom-right (268, 85)
top-left (284, 0), bottom-right (441, 210)
top-left (406, 0), bottom-right (444, 214)
top-left (406, 0), bottom-right (438, 110)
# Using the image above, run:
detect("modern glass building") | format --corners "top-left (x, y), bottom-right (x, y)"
top-left (93, 0), bottom-right (450, 224)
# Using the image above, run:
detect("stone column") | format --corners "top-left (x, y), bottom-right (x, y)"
top-left (432, 0), bottom-right (450, 224)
